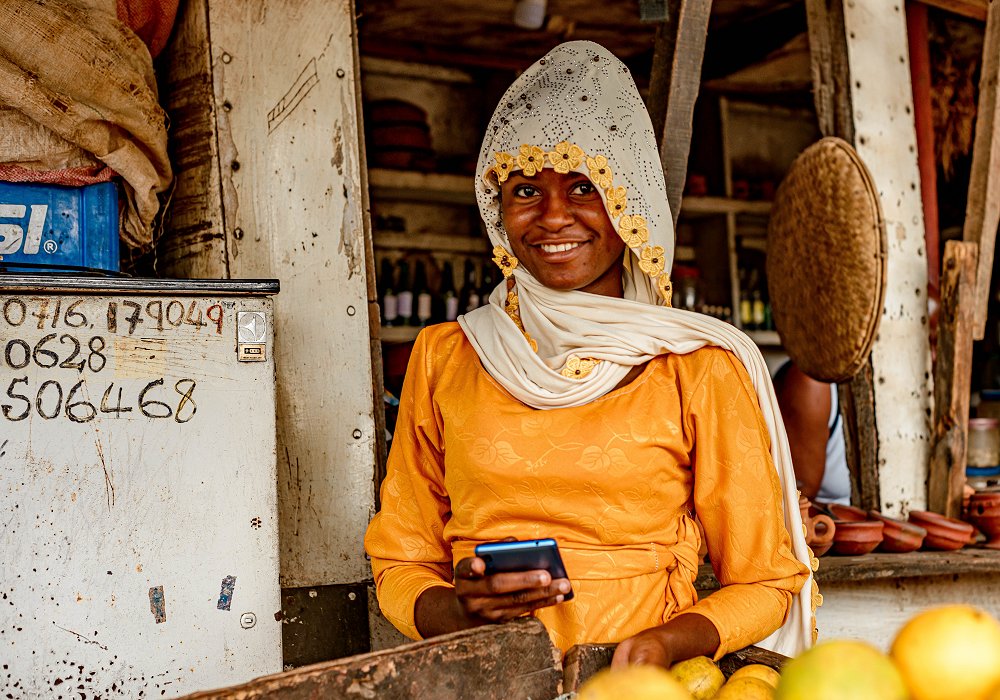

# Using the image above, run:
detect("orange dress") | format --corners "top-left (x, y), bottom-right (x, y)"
top-left (365, 323), bottom-right (807, 656)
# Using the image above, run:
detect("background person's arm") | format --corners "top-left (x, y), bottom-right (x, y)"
top-left (773, 362), bottom-right (832, 500)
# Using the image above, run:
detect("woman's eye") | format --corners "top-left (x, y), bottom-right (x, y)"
top-left (571, 182), bottom-right (597, 195)
top-left (514, 185), bottom-right (539, 198)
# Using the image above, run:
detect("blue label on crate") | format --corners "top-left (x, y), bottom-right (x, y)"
top-left (0, 181), bottom-right (119, 273)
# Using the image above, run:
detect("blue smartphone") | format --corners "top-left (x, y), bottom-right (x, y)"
top-left (474, 538), bottom-right (574, 601)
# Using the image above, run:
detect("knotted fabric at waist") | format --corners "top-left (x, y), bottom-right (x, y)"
top-left (451, 539), bottom-right (701, 582)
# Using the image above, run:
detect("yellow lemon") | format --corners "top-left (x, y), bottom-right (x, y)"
top-left (578, 665), bottom-right (693, 700)
top-left (729, 664), bottom-right (782, 688)
top-left (775, 640), bottom-right (907, 700)
top-left (715, 677), bottom-right (774, 700)
top-left (669, 656), bottom-right (724, 700)
top-left (890, 604), bottom-right (1000, 700)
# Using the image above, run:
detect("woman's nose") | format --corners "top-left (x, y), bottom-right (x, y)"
top-left (538, 191), bottom-right (575, 230)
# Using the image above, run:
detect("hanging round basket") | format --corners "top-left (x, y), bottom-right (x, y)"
top-left (766, 137), bottom-right (887, 383)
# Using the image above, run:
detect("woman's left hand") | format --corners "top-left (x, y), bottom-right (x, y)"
top-left (611, 627), bottom-right (674, 668)
top-left (610, 612), bottom-right (721, 669)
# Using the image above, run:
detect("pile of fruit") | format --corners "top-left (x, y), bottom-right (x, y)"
top-left (577, 604), bottom-right (1000, 700)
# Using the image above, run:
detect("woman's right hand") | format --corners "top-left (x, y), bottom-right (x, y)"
top-left (452, 555), bottom-right (571, 624)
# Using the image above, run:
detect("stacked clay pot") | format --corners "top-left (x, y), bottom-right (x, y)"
top-left (965, 491), bottom-right (1000, 549)
top-left (908, 510), bottom-right (975, 551)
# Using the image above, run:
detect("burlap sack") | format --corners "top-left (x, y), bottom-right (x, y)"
top-left (0, 0), bottom-right (172, 249)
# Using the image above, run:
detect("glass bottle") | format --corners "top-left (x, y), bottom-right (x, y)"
top-left (411, 260), bottom-right (433, 327)
top-left (440, 261), bottom-right (459, 322)
top-left (396, 260), bottom-right (413, 326)
top-left (459, 259), bottom-right (481, 313)
top-left (379, 258), bottom-right (399, 327)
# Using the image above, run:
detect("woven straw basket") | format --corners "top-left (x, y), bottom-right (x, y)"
top-left (766, 137), bottom-right (887, 383)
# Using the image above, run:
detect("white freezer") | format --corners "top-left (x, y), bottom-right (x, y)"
top-left (0, 276), bottom-right (282, 698)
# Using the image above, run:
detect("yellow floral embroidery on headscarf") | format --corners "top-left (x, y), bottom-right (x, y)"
top-left (617, 214), bottom-right (648, 247)
top-left (494, 152), bottom-right (516, 183)
top-left (605, 186), bottom-right (627, 218)
top-left (656, 272), bottom-right (673, 306)
top-left (492, 245), bottom-right (519, 278)
top-left (639, 246), bottom-right (666, 277)
top-left (517, 144), bottom-right (546, 176)
top-left (586, 155), bottom-right (613, 189)
top-left (547, 141), bottom-right (585, 174)
top-left (561, 355), bottom-right (600, 379)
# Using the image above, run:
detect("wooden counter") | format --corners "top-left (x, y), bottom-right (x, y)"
top-left (697, 548), bottom-right (1000, 649)
top-left (695, 548), bottom-right (1000, 590)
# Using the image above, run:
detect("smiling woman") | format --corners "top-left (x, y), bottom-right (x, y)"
top-left (365, 40), bottom-right (816, 669)
top-left (501, 169), bottom-right (626, 297)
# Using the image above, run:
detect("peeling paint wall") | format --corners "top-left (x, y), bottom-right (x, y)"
top-left (844, 3), bottom-right (933, 515)
top-left (202, 0), bottom-right (376, 586)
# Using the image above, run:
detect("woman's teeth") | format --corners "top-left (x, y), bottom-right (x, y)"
top-left (540, 242), bottom-right (581, 253)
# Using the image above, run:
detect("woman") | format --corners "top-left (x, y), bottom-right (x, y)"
top-left (365, 41), bottom-right (817, 667)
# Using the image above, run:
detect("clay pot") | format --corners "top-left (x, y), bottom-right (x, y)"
top-left (968, 492), bottom-right (1000, 518)
top-left (830, 520), bottom-right (884, 556)
top-left (966, 513), bottom-right (1000, 549)
top-left (826, 503), bottom-right (868, 522)
top-left (868, 511), bottom-right (927, 553)
top-left (908, 510), bottom-right (975, 551)
top-left (799, 496), bottom-right (836, 556)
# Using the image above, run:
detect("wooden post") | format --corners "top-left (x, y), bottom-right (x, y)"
top-left (805, 0), bottom-right (879, 510)
top-left (646, 0), bottom-right (713, 227)
top-left (928, 241), bottom-right (979, 517)
top-left (963, 0), bottom-right (1000, 340)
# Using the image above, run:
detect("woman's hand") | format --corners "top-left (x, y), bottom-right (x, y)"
top-left (414, 556), bottom-right (570, 638)
top-left (454, 555), bottom-right (570, 623)
top-left (611, 613), bottom-right (721, 669)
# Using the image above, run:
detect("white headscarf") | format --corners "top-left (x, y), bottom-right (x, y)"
top-left (457, 40), bottom-right (816, 657)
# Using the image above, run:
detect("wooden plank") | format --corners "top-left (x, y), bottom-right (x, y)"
top-left (0, 275), bottom-right (277, 296)
top-left (907, 1), bottom-right (940, 294)
top-left (695, 548), bottom-right (1000, 590)
top-left (374, 231), bottom-right (490, 253)
top-left (648, 0), bottom-right (713, 227)
top-left (928, 241), bottom-right (979, 516)
top-left (840, 361), bottom-right (881, 512)
top-left (177, 618), bottom-right (563, 700)
top-left (804, 0), bottom-right (854, 144)
top-left (963, 0), bottom-right (1000, 339)
top-left (914, 0), bottom-right (987, 22)
top-left (157, 0), bottom-right (230, 279)
top-left (203, 0), bottom-right (378, 592)
top-left (368, 168), bottom-right (477, 204)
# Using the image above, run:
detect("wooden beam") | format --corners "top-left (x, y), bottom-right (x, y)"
top-left (963, 0), bottom-right (1000, 339)
top-left (928, 241), bottom-right (978, 517)
top-left (806, 0), bottom-right (879, 510)
top-left (907, 1), bottom-right (940, 294)
top-left (177, 619), bottom-right (562, 700)
top-left (648, 0), bottom-right (713, 227)
top-left (914, 0), bottom-right (987, 22)
top-left (840, 360), bottom-right (881, 512)
top-left (804, 0), bottom-right (854, 144)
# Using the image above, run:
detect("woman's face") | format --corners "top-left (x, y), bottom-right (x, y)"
top-left (500, 168), bottom-right (626, 298)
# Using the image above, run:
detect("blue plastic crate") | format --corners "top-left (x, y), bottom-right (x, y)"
top-left (0, 181), bottom-right (119, 273)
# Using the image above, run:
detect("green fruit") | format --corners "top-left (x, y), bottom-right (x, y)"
top-left (775, 640), bottom-right (908, 700)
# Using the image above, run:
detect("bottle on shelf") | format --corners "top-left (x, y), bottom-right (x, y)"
top-left (739, 268), bottom-right (754, 331)
top-left (440, 260), bottom-right (459, 322)
top-left (411, 260), bottom-right (433, 327)
top-left (396, 259), bottom-right (414, 327)
top-left (459, 259), bottom-right (481, 314)
top-left (379, 258), bottom-right (399, 327)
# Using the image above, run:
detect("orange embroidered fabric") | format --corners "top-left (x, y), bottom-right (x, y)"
top-left (365, 324), bottom-right (808, 656)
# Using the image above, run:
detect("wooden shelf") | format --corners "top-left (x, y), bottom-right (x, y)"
top-left (680, 197), bottom-right (772, 217)
top-left (369, 168), bottom-right (476, 205)
top-left (380, 325), bottom-right (421, 344)
top-left (746, 330), bottom-right (781, 347)
top-left (374, 231), bottom-right (490, 254)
